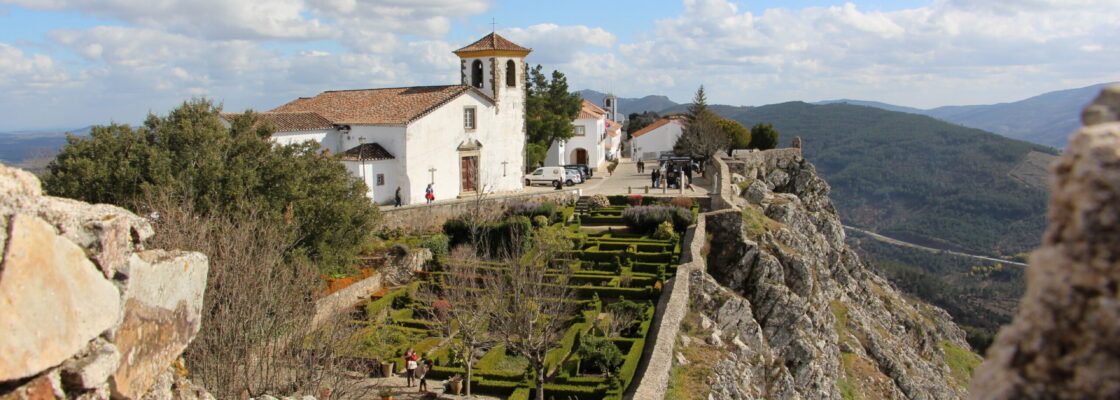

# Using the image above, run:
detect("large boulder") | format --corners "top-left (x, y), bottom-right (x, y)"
top-left (0, 214), bottom-right (121, 381)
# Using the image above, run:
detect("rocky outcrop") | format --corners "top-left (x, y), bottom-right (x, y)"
top-left (688, 151), bottom-right (975, 399)
top-left (0, 164), bottom-right (211, 399)
top-left (970, 84), bottom-right (1120, 399)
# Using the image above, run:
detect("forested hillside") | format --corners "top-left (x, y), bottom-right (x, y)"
top-left (727, 102), bottom-right (1055, 257)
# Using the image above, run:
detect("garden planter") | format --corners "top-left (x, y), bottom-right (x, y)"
top-left (380, 361), bottom-right (394, 377)
top-left (449, 379), bottom-right (462, 395)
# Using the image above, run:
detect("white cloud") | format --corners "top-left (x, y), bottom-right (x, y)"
top-left (501, 24), bottom-right (615, 64)
top-left (4, 0), bottom-right (331, 40)
top-left (608, 0), bottom-right (1120, 107)
top-left (0, 43), bottom-right (70, 94)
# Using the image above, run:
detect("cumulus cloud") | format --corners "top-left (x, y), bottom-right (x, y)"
top-left (609, 0), bottom-right (1120, 107)
top-left (0, 43), bottom-right (71, 94)
top-left (501, 24), bottom-right (615, 64)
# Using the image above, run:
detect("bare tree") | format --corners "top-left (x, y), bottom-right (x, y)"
top-left (673, 115), bottom-right (729, 164)
top-left (141, 189), bottom-right (372, 399)
top-left (418, 245), bottom-right (498, 397)
top-left (486, 225), bottom-right (578, 400)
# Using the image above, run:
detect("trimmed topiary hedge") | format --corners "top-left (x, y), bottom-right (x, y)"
top-left (621, 205), bottom-right (694, 233)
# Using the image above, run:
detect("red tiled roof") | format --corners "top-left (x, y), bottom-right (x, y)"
top-left (630, 117), bottom-right (685, 138)
top-left (220, 112), bottom-right (335, 132)
top-left (577, 99), bottom-right (607, 120)
top-left (453, 33), bottom-right (531, 54)
top-left (272, 85), bottom-right (487, 125)
top-left (340, 142), bottom-right (395, 161)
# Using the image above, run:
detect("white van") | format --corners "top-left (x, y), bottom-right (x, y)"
top-left (524, 166), bottom-right (568, 187)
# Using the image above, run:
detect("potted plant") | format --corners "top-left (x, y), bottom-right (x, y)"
top-left (447, 374), bottom-right (463, 395)
top-left (379, 359), bottom-right (395, 378)
top-left (378, 387), bottom-right (395, 400)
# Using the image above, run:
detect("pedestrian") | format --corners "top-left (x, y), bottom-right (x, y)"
top-left (684, 164), bottom-right (692, 182)
top-left (651, 168), bottom-right (659, 188)
top-left (405, 349), bottom-right (419, 387)
top-left (637, 160), bottom-right (644, 173)
top-left (416, 358), bottom-right (433, 393)
top-left (394, 186), bottom-right (402, 207)
top-left (424, 184), bottom-right (434, 204)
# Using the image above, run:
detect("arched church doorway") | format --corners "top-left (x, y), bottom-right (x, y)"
top-left (571, 148), bottom-right (588, 165)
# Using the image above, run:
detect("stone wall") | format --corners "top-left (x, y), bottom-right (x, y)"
top-left (0, 164), bottom-right (211, 400)
top-left (725, 147), bottom-right (803, 183)
top-left (625, 210), bottom-right (711, 399)
top-left (379, 188), bottom-right (580, 231)
top-left (309, 248), bottom-right (431, 328)
top-left (707, 156), bottom-right (739, 212)
top-left (970, 84), bottom-right (1120, 399)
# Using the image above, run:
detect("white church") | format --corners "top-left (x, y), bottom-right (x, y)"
top-left (228, 33), bottom-right (531, 205)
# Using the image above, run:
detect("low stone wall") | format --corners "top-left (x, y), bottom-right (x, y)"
top-left (379, 189), bottom-right (580, 231)
top-left (310, 248), bottom-right (431, 328)
top-left (626, 213), bottom-right (708, 399)
top-left (726, 148), bottom-right (803, 181)
top-left (708, 156), bottom-right (740, 212)
top-left (0, 164), bottom-right (212, 400)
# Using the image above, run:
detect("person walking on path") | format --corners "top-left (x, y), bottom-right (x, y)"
top-left (416, 358), bottom-right (433, 393)
top-left (405, 349), bottom-right (419, 387)
top-left (394, 186), bottom-right (402, 207)
top-left (651, 168), bottom-right (659, 188)
top-left (637, 160), bottom-right (644, 173)
top-left (424, 184), bottom-right (434, 204)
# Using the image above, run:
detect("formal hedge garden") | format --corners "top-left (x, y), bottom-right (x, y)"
top-left (338, 197), bottom-right (698, 399)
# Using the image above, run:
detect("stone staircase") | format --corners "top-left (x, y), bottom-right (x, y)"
top-left (574, 196), bottom-right (591, 215)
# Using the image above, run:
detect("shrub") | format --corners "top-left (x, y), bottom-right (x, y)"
top-left (626, 195), bottom-right (643, 206)
top-left (577, 335), bottom-right (623, 375)
top-left (420, 234), bottom-right (449, 263)
top-left (652, 221), bottom-right (677, 241)
top-left (532, 215), bottom-right (550, 227)
top-left (507, 201), bottom-right (558, 219)
top-left (670, 197), bottom-right (693, 209)
top-left (587, 194), bottom-right (610, 210)
top-left (622, 206), bottom-right (693, 233)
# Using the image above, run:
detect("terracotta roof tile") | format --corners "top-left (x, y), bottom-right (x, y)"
top-left (630, 117), bottom-right (685, 138)
top-left (272, 85), bottom-right (485, 125)
top-left (577, 99), bottom-right (607, 120)
top-left (340, 142), bottom-right (395, 161)
top-left (221, 111), bottom-right (335, 132)
top-left (454, 33), bottom-right (531, 54)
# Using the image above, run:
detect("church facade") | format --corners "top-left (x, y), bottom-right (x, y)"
top-left (235, 33), bottom-right (530, 205)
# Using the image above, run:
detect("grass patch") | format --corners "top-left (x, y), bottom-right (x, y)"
top-left (741, 204), bottom-right (781, 238)
top-left (830, 300), bottom-right (850, 339)
top-left (665, 333), bottom-right (717, 400)
top-left (941, 340), bottom-right (982, 388)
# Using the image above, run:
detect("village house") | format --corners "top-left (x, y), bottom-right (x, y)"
top-left (224, 33), bottom-right (530, 205)
top-left (544, 95), bottom-right (623, 171)
top-left (629, 115), bottom-right (687, 161)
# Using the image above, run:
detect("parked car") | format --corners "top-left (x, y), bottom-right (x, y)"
top-left (564, 169), bottom-right (583, 186)
top-left (524, 166), bottom-right (566, 187)
top-left (564, 166), bottom-right (585, 183)
top-left (564, 164), bottom-right (592, 180)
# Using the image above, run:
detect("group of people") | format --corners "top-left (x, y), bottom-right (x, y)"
top-left (402, 348), bottom-right (434, 393)
top-left (392, 183), bottom-right (436, 207)
top-left (648, 161), bottom-right (694, 189)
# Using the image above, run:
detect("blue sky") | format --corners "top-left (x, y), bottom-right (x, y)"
top-left (1, 0), bottom-right (1117, 130)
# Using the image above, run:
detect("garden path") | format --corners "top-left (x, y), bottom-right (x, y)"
top-left (366, 375), bottom-right (503, 400)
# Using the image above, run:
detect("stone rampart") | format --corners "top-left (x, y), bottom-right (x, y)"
top-left (725, 147), bottom-right (803, 182)
top-left (0, 164), bottom-right (212, 400)
top-left (626, 211), bottom-right (709, 399)
top-left (379, 189), bottom-right (580, 231)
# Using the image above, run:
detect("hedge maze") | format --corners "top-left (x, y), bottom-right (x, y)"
top-left (343, 195), bottom-right (697, 400)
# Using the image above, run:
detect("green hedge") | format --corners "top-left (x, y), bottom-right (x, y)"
top-left (474, 344), bottom-right (506, 371)
top-left (544, 322), bottom-right (588, 372)
top-left (576, 286), bottom-right (653, 300)
top-left (581, 215), bottom-right (624, 225)
top-left (530, 383), bottom-right (608, 400)
top-left (633, 251), bottom-right (674, 264)
top-left (508, 387), bottom-right (531, 400)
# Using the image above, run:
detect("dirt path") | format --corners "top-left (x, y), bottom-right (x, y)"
top-left (844, 225), bottom-right (1028, 267)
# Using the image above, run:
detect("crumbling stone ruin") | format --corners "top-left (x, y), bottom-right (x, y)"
top-left (970, 84), bottom-right (1120, 399)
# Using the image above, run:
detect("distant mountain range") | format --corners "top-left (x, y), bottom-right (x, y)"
top-left (0, 126), bottom-right (92, 173)
top-left (582, 82), bottom-right (1114, 149)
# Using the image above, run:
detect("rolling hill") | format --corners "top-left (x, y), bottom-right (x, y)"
top-left (819, 83), bottom-right (1114, 148)
top-left (726, 101), bottom-right (1054, 257)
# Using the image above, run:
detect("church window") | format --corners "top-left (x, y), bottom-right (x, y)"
top-left (573, 126), bottom-right (585, 136)
top-left (505, 60), bottom-right (516, 87)
top-left (464, 107), bottom-right (476, 130)
top-left (376, 174), bottom-right (385, 186)
top-left (471, 60), bottom-right (484, 88)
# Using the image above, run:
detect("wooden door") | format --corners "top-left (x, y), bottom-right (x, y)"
top-left (574, 148), bottom-right (588, 165)
top-left (460, 156), bottom-right (478, 192)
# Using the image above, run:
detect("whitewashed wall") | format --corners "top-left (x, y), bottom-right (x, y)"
top-left (631, 122), bottom-right (684, 161)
